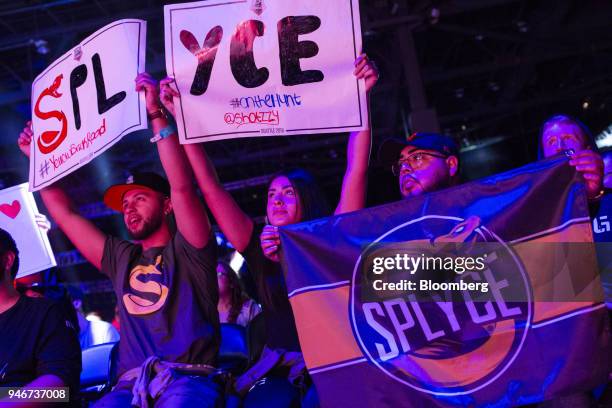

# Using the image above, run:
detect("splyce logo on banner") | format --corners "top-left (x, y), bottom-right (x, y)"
top-left (352, 216), bottom-right (532, 397)
top-left (29, 19), bottom-right (147, 191)
top-left (165, 0), bottom-right (367, 142)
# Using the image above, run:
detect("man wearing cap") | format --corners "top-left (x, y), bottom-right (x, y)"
top-left (17, 71), bottom-right (220, 407)
top-left (379, 132), bottom-right (461, 198)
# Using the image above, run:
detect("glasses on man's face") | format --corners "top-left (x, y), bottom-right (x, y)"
top-left (391, 151), bottom-right (448, 176)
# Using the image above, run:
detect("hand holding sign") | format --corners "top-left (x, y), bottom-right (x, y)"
top-left (135, 73), bottom-right (163, 113)
top-left (354, 53), bottom-right (379, 94)
top-left (159, 77), bottom-right (179, 117)
top-left (17, 121), bottom-right (33, 158)
top-left (34, 213), bottom-right (52, 233)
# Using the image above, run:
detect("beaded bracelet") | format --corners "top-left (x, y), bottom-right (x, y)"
top-left (147, 108), bottom-right (166, 121)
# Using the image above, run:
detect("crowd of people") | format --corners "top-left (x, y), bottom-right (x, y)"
top-left (0, 46), bottom-right (610, 408)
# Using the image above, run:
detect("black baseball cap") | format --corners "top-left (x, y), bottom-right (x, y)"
top-left (103, 172), bottom-right (170, 212)
top-left (378, 132), bottom-right (459, 165)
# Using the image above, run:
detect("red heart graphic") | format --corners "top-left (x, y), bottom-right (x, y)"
top-left (0, 200), bottom-right (21, 219)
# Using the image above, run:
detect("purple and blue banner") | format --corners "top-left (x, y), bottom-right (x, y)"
top-left (279, 157), bottom-right (610, 407)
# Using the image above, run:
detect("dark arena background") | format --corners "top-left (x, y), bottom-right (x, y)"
top-left (0, 0), bottom-right (610, 328)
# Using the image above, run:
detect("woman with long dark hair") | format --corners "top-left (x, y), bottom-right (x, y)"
top-left (217, 261), bottom-right (260, 326)
top-left (154, 54), bottom-right (378, 406)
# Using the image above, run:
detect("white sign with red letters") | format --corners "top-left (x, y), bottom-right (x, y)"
top-left (29, 19), bottom-right (147, 191)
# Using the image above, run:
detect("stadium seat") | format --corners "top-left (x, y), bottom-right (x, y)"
top-left (79, 341), bottom-right (119, 403)
top-left (247, 313), bottom-right (266, 365)
top-left (219, 323), bottom-right (249, 375)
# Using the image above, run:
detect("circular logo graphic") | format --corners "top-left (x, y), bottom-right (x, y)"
top-left (123, 255), bottom-right (169, 316)
top-left (350, 215), bottom-right (532, 396)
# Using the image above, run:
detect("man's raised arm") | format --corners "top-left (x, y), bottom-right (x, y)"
top-left (135, 73), bottom-right (211, 249)
top-left (158, 77), bottom-right (253, 252)
top-left (335, 54), bottom-right (379, 215)
top-left (17, 122), bottom-right (105, 270)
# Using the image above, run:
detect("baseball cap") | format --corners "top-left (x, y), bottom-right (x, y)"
top-left (103, 172), bottom-right (170, 212)
top-left (378, 132), bottom-right (459, 165)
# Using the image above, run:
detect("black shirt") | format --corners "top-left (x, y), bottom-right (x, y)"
top-left (0, 296), bottom-right (81, 389)
top-left (240, 228), bottom-right (301, 351)
top-left (102, 232), bottom-right (219, 375)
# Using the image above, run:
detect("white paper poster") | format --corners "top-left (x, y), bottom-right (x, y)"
top-left (30, 19), bottom-right (147, 191)
top-left (0, 183), bottom-right (56, 279)
top-left (165, 0), bottom-right (367, 142)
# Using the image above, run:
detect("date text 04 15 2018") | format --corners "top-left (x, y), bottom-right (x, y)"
top-left (1, 387), bottom-right (69, 402)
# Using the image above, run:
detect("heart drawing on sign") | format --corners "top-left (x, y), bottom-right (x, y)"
top-left (0, 200), bottom-right (21, 219)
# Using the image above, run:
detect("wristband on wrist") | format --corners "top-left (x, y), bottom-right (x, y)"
top-left (150, 124), bottom-right (177, 143)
